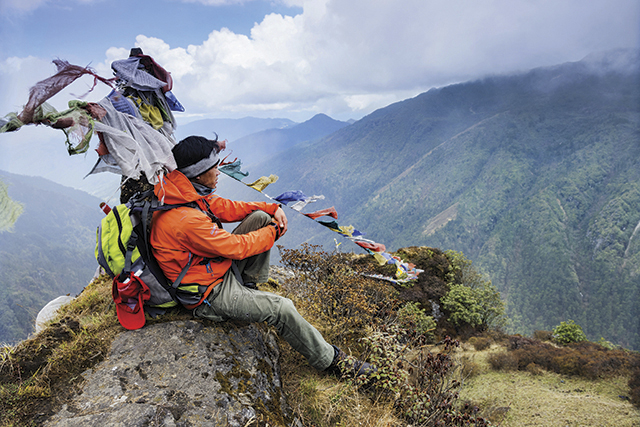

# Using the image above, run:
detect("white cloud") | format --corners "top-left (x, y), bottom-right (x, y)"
top-left (116, 0), bottom-right (638, 121)
top-left (4, 0), bottom-right (639, 122)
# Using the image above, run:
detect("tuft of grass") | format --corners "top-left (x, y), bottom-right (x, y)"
top-left (468, 336), bottom-right (492, 351)
top-left (460, 354), bottom-right (484, 379)
top-left (279, 343), bottom-right (403, 427)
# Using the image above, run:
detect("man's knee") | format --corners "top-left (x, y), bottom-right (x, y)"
top-left (233, 210), bottom-right (273, 235)
top-left (250, 210), bottom-right (272, 226)
top-left (272, 296), bottom-right (298, 322)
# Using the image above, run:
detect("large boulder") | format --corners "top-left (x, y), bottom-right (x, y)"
top-left (45, 320), bottom-right (293, 427)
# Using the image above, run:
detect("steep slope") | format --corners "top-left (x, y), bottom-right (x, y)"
top-left (242, 49), bottom-right (640, 349)
top-left (0, 171), bottom-right (103, 344)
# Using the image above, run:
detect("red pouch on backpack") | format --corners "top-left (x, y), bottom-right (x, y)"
top-left (112, 272), bottom-right (151, 330)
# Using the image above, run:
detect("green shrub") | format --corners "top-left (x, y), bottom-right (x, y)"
top-left (442, 283), bottom-right (505, 331)
top-left (396, 302), bottom-right (436, 339)
top-left (442, 285), bottom-right (483, 327)
top-left (441, 251), bottom-right (506, 332)
top-left (596, 337), bottom-right (619, 350)
top-left (552, 320), bottom-right (587, 345)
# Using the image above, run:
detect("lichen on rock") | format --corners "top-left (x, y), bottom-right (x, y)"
top-left (44, 320), bottom-right (292, 427)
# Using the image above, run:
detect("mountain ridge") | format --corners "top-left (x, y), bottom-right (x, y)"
top-left (236, 49), bottom-right (640, 349)
top-left (230, 113), bottom-right (350, 167)
top-left (175, 116), bottom-right (297, 142)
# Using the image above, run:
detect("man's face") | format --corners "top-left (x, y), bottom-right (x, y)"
top-left (197, 165), bottom-right (220, 190)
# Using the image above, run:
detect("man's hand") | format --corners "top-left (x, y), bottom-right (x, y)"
top-left (273, 206), bottom-right (288, 237)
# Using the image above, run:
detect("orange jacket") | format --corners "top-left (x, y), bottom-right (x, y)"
top-left (150, 170), bottom-right (279, 308)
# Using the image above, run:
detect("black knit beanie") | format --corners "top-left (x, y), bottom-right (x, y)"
top-left (172, 136), bottom-right (220, 178)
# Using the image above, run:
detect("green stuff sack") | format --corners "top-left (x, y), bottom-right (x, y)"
top-left (96, 204), bottom-right (139, 278)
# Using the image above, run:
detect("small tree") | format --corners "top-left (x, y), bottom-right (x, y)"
top-left (442, 250), bottom-right (506, 331)
top-left (442, 284), bottom-right (483, 327)
top-left (442, 282), bottom-right (506, 330)
top-left (552, 320), bottom-right (587, 345)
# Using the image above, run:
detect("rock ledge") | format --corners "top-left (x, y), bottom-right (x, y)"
top-left (45, 320), bottom-right (292, 427)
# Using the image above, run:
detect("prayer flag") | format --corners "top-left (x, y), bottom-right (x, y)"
top-left (274, 190), bottom-right (307, 204)
top-left (219, 160), bottom-right (249, 181)
top-left (354, 240), bottom-right (386, 252)
top-left (318, 220), bottom-right (341, 232)
top-left (290, 195), bottom-right (325, 212)
top-left (247, 174), bottom-right (278, 191)
top-left (303, 207), bottom-right (338, 220)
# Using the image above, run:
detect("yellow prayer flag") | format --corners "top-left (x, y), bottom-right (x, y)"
top-left (338, 225), bottom-right (355, 236)
top-left (373, 252), bottom-right (387, 266)
top-left (247, 174), bottom-right (278, 192)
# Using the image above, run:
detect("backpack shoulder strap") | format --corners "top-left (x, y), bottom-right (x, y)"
top-left (132, 192), bottom-right (203, 301)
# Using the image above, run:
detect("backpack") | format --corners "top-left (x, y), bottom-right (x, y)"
top-left (95, 190), bottom-right (197, 329)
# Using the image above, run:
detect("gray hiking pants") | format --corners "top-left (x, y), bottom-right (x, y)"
top-left (193, 210), bottom-right (335, 371)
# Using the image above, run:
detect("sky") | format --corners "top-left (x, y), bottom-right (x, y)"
top-left (0, 0), bottom-right (638, 197)
top-left (1, 0), bottom-right (638, 125)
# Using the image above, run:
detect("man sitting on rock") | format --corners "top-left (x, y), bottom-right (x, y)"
top-left (150, 135), bottom-right (374, 378)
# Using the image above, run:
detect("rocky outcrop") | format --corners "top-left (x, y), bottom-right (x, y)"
top-left (45, 320), bottom-right (293, 427)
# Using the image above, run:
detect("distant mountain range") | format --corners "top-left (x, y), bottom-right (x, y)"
top-left (231, 49), bottom-right (640, 350)
top-left (229, 113), bottom-right (350, 167)
top-left (175, 116), bottom-right (297, 142)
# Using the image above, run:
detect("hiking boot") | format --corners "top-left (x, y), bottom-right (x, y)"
top-left (326, 345), bottom-right (377, 379)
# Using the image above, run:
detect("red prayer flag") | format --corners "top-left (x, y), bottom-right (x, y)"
top-left (304, 207), bottom-right (338, 220)
top-left (355, 240), bottom-right (386, 252)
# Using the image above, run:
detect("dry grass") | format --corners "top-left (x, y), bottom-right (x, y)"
top-left (458, 344), bottom-right (640, 426)
top-left (278, 336), bottom-right (640, 427)
top-left (279, 341), bottom-right (404, 427)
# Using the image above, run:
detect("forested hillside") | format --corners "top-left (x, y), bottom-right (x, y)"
top-left (0, 171), bottom-right (103, 344)
top-left (238, 49), bottom-right (640, 349)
